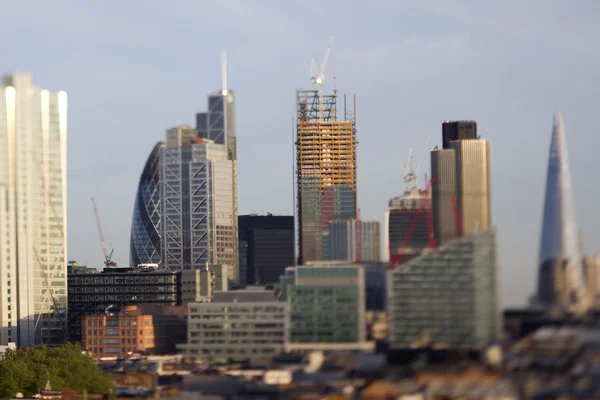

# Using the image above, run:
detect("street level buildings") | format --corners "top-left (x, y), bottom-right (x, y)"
top-left (130, 142), bottom-right (164, 267)
top-left (296, 90), bottom-right (357, 264)
top-left (387, 229), bottom-right (500, 349)
top-left (179, 289), bottom-right (287, 361)
top-left (238, 214), bottom-right (294, 286)
top-left (160, 125), bottom-right (238, 282)
top-left (0, 73), bottom-right (68, 346)
top-left (82, 305), bottom-right (187, 358)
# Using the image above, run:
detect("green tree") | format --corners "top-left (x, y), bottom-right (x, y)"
top-left (0, 343), bottom-right (113, 398)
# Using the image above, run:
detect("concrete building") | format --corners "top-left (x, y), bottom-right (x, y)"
top-left (179, 289), bottom-right (288, 361)
top-left (179, 264), bottom-right (228, 305)
top-left (0, 73), bottom-right (68, 346)
top-left (130, 142), bottom-right (164, 267)
top-left (536, 112), bottom-right (587, 313)
top-left (82, 305), bottom-right (187, 358)
top-left (584, 255), bottom-right (600, 308)
top-left (328, 219), bottom-right (381, 262)
top-left (68, 267), bottom-right (179, 343)
top-left (387, 229), bottom-right (500, 349)
top-left (286, 262), bottom-right (373, 352)
top-left (238, 214), bottom-right (294, 285)
top-left (431, 149), bottom-right (457, 244)
top-left (160, 125), bottom-right (238, 282)
top-left (296, 89), bottom-right (357, 264)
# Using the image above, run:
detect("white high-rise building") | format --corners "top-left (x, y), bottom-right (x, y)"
top-left (0, 73), bottom-right (68, 346)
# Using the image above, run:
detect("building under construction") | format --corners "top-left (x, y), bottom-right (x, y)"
top-left (296, 89), bottom-right (357, 264)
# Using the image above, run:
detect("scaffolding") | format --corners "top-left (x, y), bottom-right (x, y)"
top-left (296, 90), bottom-right (338, 123)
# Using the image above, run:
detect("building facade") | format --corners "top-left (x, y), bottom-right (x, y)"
top-left (387, 229), bottom-right (500, 349)
top-left (130, 142), bottom-right (164, 267)
top-left (179, 289), bottom-right (287, 360)
top-left (160, 126), bottom-right (238, 282)
top-left (68, 267), bottom-right (179, 343)
top-left (442, 120), bottom-right (477, 150)
top-left (328, 219), bottom-right (381, 262)
top-left (238, 214), bottom-right (294, 285)
top-left (536, 112), bottom-right (587, 313)
top-left (0, 73), bottom-right (68, 346)
top-left (296, 90), bottom-right (357, 264)
top-left (287, 262), bottom-right (371, 351)
top-left (82, 305), bottom-right (187, 358)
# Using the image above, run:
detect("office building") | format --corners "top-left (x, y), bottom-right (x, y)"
top-left (160, 125), bottom-right (237, 281)
top-left (536, 112), bottom-right (587, 313)
top-left (296, 90), bottom-right (357, 264)
top-left (386, 187), bottom-right (431, 261)
top-left (179, 264), bottom-right (228, 305)
top-left (431, 121), bottom-right (491, 244)
top-left (82, 305), bottom-right (187, 358)
top-left (328, 219), bottom-right (381, 262)
top-left (442, 120), bottom-right (477, 149)
top-left (238, 214), bottom-right (294, 285)
top-left (0, 73), bottom-right (68, 346)
top-left (387, 229), bottom-right (500, 349)
top-left (179, 289), bottom-right (287, 361)
top-left (585, 255), bottom-right (600, 308)
top-left (287, 262), bottom-right (372, 352)
top-left (67, 266), bottom-right (179, 343)
top-left (130, 142), bottom-right (164, 267)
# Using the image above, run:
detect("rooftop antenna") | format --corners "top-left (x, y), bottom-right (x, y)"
top-left (221, 49), bottom-right (228, 96)
top-left (310, 36), bottom-right (335, 121)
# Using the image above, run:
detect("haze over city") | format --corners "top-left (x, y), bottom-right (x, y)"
top-left (2, 0), bottom-right (599, 307)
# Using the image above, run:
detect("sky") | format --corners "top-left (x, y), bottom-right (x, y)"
top-left (1, 0), bottom-right (599, 307)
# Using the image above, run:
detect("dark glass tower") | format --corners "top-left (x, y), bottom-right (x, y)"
top-left (130, 142), bottom-right (164, 267)
top-left (442, 120), bottom-right (477, 149)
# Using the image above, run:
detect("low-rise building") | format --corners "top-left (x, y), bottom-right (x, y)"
top-left (179, 289), bottom-right (288, 361)
top-left (82, 305), bottom-right (187, 358)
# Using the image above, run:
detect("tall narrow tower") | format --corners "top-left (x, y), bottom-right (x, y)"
top-left (536, 112), bottom-right (586, 312)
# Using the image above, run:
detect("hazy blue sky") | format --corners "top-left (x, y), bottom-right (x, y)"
top-left (2, 0), bottom-right (599, 306)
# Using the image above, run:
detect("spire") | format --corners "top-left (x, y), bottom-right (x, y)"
top-left (221, 49), bottom-right (227, 96)
top-left (538, 112), bottom-right (581, 264)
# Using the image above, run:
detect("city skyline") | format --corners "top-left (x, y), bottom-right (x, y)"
top-left (2, 0), bottom-right (599, 307)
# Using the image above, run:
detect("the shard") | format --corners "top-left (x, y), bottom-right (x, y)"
top-left (536, 112), bottom-right (586, 312)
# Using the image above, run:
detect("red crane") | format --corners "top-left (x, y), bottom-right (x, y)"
top-left (388, 175), bottom-right (436, 270)
top-left (91, 197), bottom-right (117, 268)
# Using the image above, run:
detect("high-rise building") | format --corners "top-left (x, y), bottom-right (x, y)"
top-left (328, 219), bottom-right (381, 262)
top-left (238, 214), bottom-right (294, 285)
top-left (296, 90), bottom-right (357, 264)
top-left (160, 125), bottom-right (238, 281)
top-left (584, 255), bottom-right (600, 308)
top-left (536, 112), bottom-right (587, 312)
top-left (442, 120), bottom-right (477, 149)
top-left (0, 73), bottom-right (68, 346)
top-left (385, 187), bottom-right (431, 262)
top-left (387, 229), bottom-right (500, 349)
top-left (130, 142), bottom-right (164, 267)
top-left (431, 122), bottom-right (491, 244)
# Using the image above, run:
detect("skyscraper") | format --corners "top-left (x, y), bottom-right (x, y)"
top-left (130, 142), bottom-right (164, 267)
top-left (0, 73), bottom-right (68, 346)
top-left (431, 121), bottom-right (491, 244)
top-left (536, 112), bottom-right (586, 312)
top-left (328, 219), bottom-right (381, 262)
top-left (296, 90), bottom-right (357, 264)
top-left (160, 125), bottom-right (238, 281)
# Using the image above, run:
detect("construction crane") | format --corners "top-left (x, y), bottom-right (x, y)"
top-left (310, 36), bottom-right (335, 121)
top-left (403, 134), bottom-right (431, 192)
top-left (90, 197), bottom-right (117, 268)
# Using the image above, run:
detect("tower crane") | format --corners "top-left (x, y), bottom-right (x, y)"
top-left (310, 36), bottom-right (335, 121)
top-left (404, 134), bottom-right (431, 192)
top-left (90, 197), bottom-right (117, 268)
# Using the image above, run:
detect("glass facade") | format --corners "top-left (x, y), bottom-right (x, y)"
top-left (387, 229), bottom-right (500, 349)
top-left (288, 264), bottom-right (366, 344)
top-left (130, 142), bottom-right (164, 267)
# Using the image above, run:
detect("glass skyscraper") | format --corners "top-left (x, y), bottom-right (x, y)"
top-left (0, 73), bottom-right (68, 346)
top-left (130, 142), bottom-right (164, 267)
